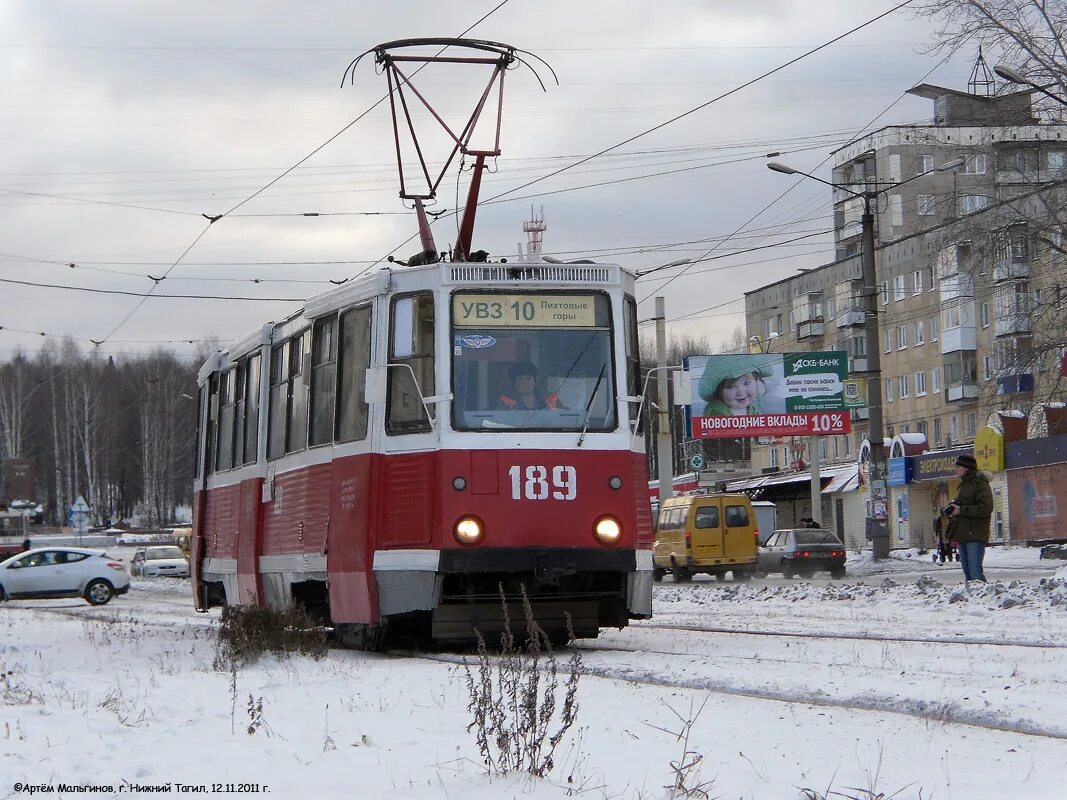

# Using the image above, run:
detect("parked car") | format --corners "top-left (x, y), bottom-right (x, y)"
top-left (0, 547), bottom-right (131, 605)
top-left (131, 546), bottom-right (190, 578)
top-left (757, 529), bottom-right (847, 579)
top-left (653, 493), bottom-right (759, 582)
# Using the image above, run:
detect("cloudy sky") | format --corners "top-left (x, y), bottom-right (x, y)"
top-left (1, 0), bottom-right (982, 363)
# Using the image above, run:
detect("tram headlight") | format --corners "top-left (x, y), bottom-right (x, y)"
top-left (453, 515), bottom-right (484, 546)
top-left (593, 515), bottom-right (622, 545)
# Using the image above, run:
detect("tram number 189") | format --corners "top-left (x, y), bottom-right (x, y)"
top-left (508, 465), bottom-right (577, 501)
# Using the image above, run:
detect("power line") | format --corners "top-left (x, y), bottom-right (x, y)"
top-left (0, 276), bottom-right (304, 303)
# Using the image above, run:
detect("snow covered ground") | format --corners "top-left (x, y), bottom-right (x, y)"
top-left (2, 547), bottom-right (1066, 799)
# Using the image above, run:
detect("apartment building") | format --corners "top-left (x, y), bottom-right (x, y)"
top-left (743, 82), bottom-right (1067, 546)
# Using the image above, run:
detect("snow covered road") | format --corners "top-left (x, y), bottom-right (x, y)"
top-left (2, 549), bottom-right (1066, 799)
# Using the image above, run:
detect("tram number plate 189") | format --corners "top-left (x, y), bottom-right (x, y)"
top-left (508, 465), bottom-right (577, 501)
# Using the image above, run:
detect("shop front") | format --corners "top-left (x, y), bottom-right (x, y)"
top-left (1005, 432), bottom-right (1067, 543)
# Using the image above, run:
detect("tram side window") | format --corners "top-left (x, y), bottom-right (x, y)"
top-left (205, 374), bottom-right (219, 475)
top-left (216, 369), bottom-right (235, 471)
top-left (387, 293), bottom-right (435, 434)
top-left (267, 344), bottom-right (288, 460)
top-left (243, 354), bottom-right (261, 464)
top-left (337, 305), bottom-right (372, 442)
top-left (233, 363), bottom-right (247, 467)
top-left (624, 295), bottom-right (642, 431)
top-left (286, 330), bottom-right (311, 453)
top-left (310, 316), bottom-right (337, 446)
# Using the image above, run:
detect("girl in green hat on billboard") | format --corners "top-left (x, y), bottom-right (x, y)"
top-left (699, 355), bottom-right (774, 416)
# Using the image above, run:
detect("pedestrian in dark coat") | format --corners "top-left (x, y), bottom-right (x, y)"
top-left (946, 454), bottom-right (994, 582)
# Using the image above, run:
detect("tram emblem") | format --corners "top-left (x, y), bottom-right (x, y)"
top-left (458, 334), bottom-right (497, 349)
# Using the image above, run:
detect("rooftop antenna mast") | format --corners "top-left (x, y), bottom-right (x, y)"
top-left (522, 205), bottom-right (547, 258)
top-left (343, 38), bottom-right (555, 264)
top-left (969, 47), bottom-right (995, 97)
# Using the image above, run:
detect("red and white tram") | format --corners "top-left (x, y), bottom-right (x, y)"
top-left (191, 258), bottom-right (654, 646)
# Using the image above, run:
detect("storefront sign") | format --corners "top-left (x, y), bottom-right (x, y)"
top-left (685, 351), bottom-right (853, 439)
top-left (887, 456), bottom-right (912, 486)
top-left (912, 448), bottom-right (972, 481)
top-left (974, 427), bottom-right (1005, 472)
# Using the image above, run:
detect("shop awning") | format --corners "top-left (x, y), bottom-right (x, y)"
top-left (725, 463), bottom-right (860, 495)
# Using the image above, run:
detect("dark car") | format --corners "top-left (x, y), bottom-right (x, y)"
top-left (757, 529), bottom-right (847, 579)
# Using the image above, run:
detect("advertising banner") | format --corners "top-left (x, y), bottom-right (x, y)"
top-left (1007, 463), bottom-right (1067, 541)
top-left (685, 351), bottom-right (853, 439)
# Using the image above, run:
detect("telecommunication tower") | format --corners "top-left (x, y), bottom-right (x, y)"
top-left (522, 205), bottom-right (547, 258)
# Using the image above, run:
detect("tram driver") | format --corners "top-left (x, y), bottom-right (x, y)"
top-left (497, 361), bottom-right (565, 411)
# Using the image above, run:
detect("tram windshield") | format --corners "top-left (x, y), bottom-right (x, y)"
top-left (451, 292), bottom-right (616, 432)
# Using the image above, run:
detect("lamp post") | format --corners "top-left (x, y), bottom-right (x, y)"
top-left (766, 159), bottom-right (962, 556)
top-left (993, 65), bottom-right (1067, 109)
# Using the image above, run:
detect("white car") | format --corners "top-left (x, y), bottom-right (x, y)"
top-left (0, 547), bottom-right (131, 605)
top-left (131, 546), bottom-right (190, 578)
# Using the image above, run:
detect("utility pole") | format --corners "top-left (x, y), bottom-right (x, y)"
top-left (808, 435), bottom-right (821, 524)
top-left (860, 200), bottom-right (890, 558)
top-left (655, 296), bottom-right (673, 505)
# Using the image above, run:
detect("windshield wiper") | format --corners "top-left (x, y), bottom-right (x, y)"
top-left (577, 363), bottom-right (608, 447)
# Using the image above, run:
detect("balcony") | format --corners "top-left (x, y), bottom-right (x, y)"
top-left (938, 272), bottom-right (974, 302)
top-left (940, 324), bottom-right (977, 353)
top-left (796, 318), bottom-right (825, 340)
top-left (992, 256), bottom-right (1030, 282)
top-left (997, 373), bottom-right (1035, 395)
top-left (945, 380), bottom-right (980, 403)
top-left (835, 308), bottom-right (866, 328)
top-left (851, 408), bottom-right (870, 421)
top-left (995, 311), bottom-right (1031, 337)
top-left (848, 357), bottom-right (868, 373)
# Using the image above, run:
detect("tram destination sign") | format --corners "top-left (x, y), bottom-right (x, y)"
top-left (684, 351), bottom-right (854, 439)
top-left (452, 293), bottom-right (597, 328)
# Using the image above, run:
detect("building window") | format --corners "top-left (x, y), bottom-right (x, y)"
top-left (894, 275), bottom-right (906, 301)
top-left (950, 415), bottom-right (959, 441)
top-left (880, 281), bottom-right (889, 305)
top-left (890, 194), bottom-right (903, 227)
top-left (964, 153), bottom-right (987, 175)
top-left (960, 195), bottom-right (989, 214)
top-left (980, 302), bottom-right (990, 328)
top-left (918, 154), bottom-right (933, 174)
top-left (932, 367), bottom-right (942, 394)
top-left (820, 438), bottom-right (828, 461)
top-left (885, 378), bottom-right (894, 402)
top-left (1049, 151), bottom-right (1067, 176)
top-left (912, 270), bottom-right (923, 294)
top-left (929, 316), bottom-right (938, 342)
top-left (896, 325), bottom-right (908, 349)
top-left (914, 321), bottom-right (925, 345)
top-left (933, 417), bottom-right (942, 444)
top-left (965, 412), bottom-right (977, 438)
top-left (770, 447), bottom-right (778, 469)
top-left (844, 435), bottom-right (851, 456)
top-left (918, 195), bottom-right (935, 216)
top-left (927, 265), bottom-right (936, 291)
top-left (899, 374), bottom-right (910, 398)
top-left (983, 355), bottom-right (992, 381)
top-left (917, 420), bottom-right (928, 438)
top-left (916, 371), bottom-right (927, 395)
top-left (883, 329), bottom-right (891, 354)
top-left (941, 302), bottom-right (962, 330)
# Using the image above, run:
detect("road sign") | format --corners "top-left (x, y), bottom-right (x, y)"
top-left (70, 495), bottom-right (90, 536)
top-left (690, 454), bottom-right (706, 471)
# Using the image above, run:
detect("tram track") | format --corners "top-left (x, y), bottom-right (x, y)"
top-left (633, 620), bottom-right (1067, 649)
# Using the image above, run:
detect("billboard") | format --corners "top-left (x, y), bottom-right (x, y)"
top-left (685, 352), bottom-right (853, 439)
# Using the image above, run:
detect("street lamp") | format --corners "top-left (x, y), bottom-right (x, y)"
top-left (994, 64), bottom-right (1067, 109)
top-left (765, 158), bottom-right (962, 556)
